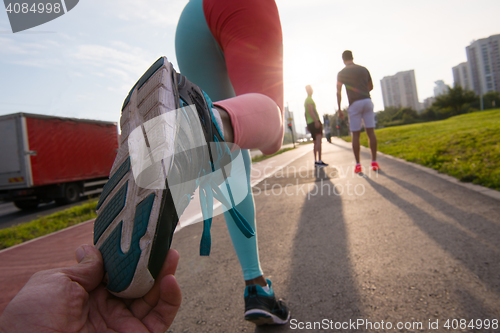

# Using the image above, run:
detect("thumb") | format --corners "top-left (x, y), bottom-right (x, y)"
top-left (60, 244), bottom-right (104, 292)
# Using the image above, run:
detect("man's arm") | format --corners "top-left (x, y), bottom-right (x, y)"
top-left (336, 81), bottom-right (344, 119)
top-left (368, 71), bottom-right (374, 91)
top-left (336, 81), bottom-right (343, 110)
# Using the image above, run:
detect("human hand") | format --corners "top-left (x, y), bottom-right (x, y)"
top-left (0, 245), bottom-right (181, 333)
top-left (315, 120), bottom-right (320, 129)
top-left (337, 110), bottom-right (345, 120)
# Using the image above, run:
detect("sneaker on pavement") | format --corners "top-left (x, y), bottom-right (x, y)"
top-left (354, 164), bottom-right (362, 174)
top-left (93, 56), bottom-right (254, 298)
top-left (371, 161), bottom-right (380, 171)
top-left (315, 161), bottom-right (327, 168)
top-left (244, 279), bottom-right (290, 325)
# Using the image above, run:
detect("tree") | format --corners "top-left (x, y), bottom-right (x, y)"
top-left (482, 91), bottom-right (500, 110)
top-left (392, 107), bottom-right (418, 123)
top-left (433, 86), bottom-right (477, 116)
top-left (375, 107), bottom-right (400, 125)
top-left (420, 107), bottom-right (438, 121)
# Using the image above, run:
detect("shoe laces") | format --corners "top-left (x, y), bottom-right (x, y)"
top-left (184, 98), bottom-right (254, 256)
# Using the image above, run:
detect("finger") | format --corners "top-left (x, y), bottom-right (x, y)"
top-left (59, 244), bottom-right (104, 292)
top-left (142, 274), bottom-right (182, 333)
top-left (129, 249), bottom-right (180, 318)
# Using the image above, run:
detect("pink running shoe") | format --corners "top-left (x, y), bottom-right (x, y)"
top-left (371, 161), bottom-right (380, 171)
top-left (354, 164), bottom-right (362, 174)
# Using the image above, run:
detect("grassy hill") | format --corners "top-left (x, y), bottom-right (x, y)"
top-left (343, 109), bottom-right (500, 190)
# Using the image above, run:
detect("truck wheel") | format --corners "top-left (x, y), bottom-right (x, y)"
top-left (14, 200), bottom-right (40, 210)
top-left (56, 183), bottom-right (80, 205)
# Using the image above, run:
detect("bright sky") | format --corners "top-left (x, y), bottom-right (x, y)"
top-left (1, 0), bottom-right (499, 134)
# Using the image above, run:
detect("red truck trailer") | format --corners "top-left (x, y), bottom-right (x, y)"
top-left (0, 113), bottom-right (119, 210)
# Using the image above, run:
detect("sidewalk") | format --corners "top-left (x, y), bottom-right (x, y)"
top-left (1, 139), bottom-right (499, 333)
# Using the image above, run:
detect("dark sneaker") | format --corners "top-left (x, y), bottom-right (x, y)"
top-left (315, 160), bottom-right (328, 168)
top-left (244, 279), bottom-right (290, 325)
top-left (93, 56), bottom-right (254, 298)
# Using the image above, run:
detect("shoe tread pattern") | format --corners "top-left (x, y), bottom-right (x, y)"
top-left (93, 182), bottom-right (128, 244)
top-left (96, 158), bottom-right (130, 210)
top-left (99, 193), bottom-right (155, 293)
top-left (96, 57), bottom-right (174, 296)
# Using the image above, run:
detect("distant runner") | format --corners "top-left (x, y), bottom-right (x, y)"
top-left (305, 85), bottom-right (328, 167)
top-left (336, 50), bottom-right (379, 173)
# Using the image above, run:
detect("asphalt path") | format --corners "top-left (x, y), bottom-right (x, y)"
top-left (1, 139), bottom-right (499, 333)
top-left (168, 139), bottom-right (500, 332)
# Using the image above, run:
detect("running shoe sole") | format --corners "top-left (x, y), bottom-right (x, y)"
top-left (244, 309), bottom-right (291, 326)
top-left (93, 57), bottom-right (200, 298)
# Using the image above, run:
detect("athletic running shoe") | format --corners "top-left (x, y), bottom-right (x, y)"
top-left (354, 164), bottom-right (362, 174)
top-left (93, 56), bottom-right (254, 298)
top-left (315, 160), bottom-right (328, 167)
top-left (244, 279), bottom-right (290, 325)
top-left (371, 161), bottom-right (380, 171)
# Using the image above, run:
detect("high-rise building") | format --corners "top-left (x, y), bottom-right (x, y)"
top-left (423, 97), bottom-right (436, 109)
top-left (466, 33), bottom-right (500, 95)
top-left (452, 62), bottom-right (473, 91)
top-left (380, 70), bottom-right (421, 111)
top-left (434, 80), bottom-right (449, 97)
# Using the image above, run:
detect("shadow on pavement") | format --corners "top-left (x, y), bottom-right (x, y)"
top-left (364, 172), bottom-right (500, 319)
top-left (254, 164), bottom-right (364, 332)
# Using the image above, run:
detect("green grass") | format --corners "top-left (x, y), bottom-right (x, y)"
top-left (343, 109), bottom-right (500, 190)
top-left (0, 199), bottom-right (97, 250)
top-left (251, 147), bottom-right (296, 163)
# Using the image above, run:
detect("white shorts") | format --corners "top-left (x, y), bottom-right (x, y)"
top-left (348, 98), bottom-right (375, 132)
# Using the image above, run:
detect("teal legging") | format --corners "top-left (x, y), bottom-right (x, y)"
top-left (175, 0), bottom-right (263, 280)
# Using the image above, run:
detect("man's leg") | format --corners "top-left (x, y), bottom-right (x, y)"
top-left (365, 127), bottom-right (377, 161)
top-left (313, 138), bottom-right (317, 161)
top-left (316, 134), bottom-right (322, 162)
top-left (351, 131), bottom-right (361, 164)
top-left (347, 101), bottom-right (362, 165)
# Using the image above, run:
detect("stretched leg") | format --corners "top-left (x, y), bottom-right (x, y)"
top-left (175, 0), bottom-right (283, 282)
top-left (175, 0), bottom-right (289, 326)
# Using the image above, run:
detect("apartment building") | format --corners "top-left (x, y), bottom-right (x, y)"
top-left (452, 62), bottom-right (473, 91)
top-left (466, 34), bottom-right (500, 95)
top-left (380, 70), bottom-right (421, 111)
